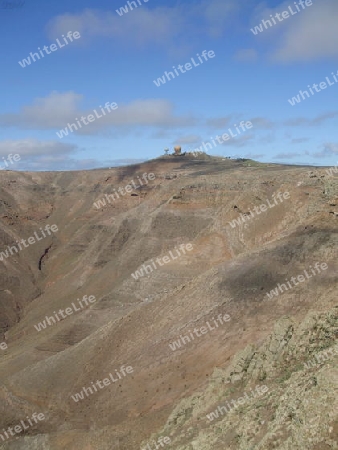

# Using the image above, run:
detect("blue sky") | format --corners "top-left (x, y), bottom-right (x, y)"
top-left (0, 0), bottom-right (337, 170)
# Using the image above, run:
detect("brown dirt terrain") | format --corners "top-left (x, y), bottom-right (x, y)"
top-left (0, 156), bottom-right (337, 449)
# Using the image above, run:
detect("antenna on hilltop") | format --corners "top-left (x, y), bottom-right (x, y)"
top-left (164, 148), bottom-right (169, 155)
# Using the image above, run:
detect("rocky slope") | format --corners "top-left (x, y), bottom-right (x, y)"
top-left (0, 156), bottom-right (337, 449)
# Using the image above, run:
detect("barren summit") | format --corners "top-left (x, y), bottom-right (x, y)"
top-left (0, 157), bottom-right (337, 449)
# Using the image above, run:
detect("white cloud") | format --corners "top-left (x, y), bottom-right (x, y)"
top-left (0, 92), bottom-right (82, 129)
top-left (220, 133), bottom-right (255, 148)
top-left (173, 135), bottom-right (202, 145)
top-left (250, 0), bottom-right (338, 63)
top-left (284, 111), bottom-right (338, 127)
top-left (150, 130), bottom-right (173, 139)
top-left (291, 137), bottom-right (310, 144)
top-left (272, 0), bottom-right (338, 62)
top-left (23, 157), bottom-right (147, 171)
top-left (206, 116), bottom-right (233, 129)
top-left (249, 0), bottom-right (338, 62)
top-left (321, 142), bottom-right (338, 155)
top-left (47, 7), bottom-right (183, 47)
top-left (258, 134), bottom-right (275, 144)
top-left (46, 0), bottom-right (242, 49)
top-left (273, 152), bottom-right (304, 159)
top-left (0, 139), bottom-right (79, 171)
top-left (234, 48), bottom-right (258, 62)
top-left (0, 139), bottom-right (76, 157)
top-left (0, 139), bottom-right (147, 171)
top-left (199, 0), bottom-right (240, 37)
top-left (251, 117), bottom-right (274, 129)
top-left (0, 92), bottom-right (195, 133)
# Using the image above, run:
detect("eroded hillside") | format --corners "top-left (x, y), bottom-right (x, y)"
top-left (0, 157), bottom-right (337, 449)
